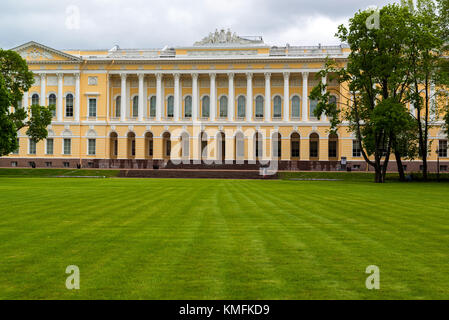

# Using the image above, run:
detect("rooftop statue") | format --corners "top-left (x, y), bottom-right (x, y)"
top-left (194, 29), bottom-right (264, 46)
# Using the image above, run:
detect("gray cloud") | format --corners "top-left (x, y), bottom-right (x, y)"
top-left (0, 0), bottom-right (395, 50)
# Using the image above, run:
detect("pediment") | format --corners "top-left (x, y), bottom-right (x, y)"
top-left (12, 41), bottom-right (81, 62)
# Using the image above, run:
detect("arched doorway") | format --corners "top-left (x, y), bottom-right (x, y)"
top-left (272, 132), bottom-right (281, 159)
top-left (309, 133), bottom-right (319, 160)
top-left (110, 132), bottom-right (118, 158)
top-left (217, 132), bottom-right (225, 163)
top-left (127, 132), bottom-right (136, 158)
top-left (291, 132), bottom-right (300, 160)
top-left (163, 132), bottom-right (171, 159)
top-left (145, 132), bottom-right (153, 158)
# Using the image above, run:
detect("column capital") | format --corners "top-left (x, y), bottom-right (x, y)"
top-left (120, 73), bottom-right (127, 80)
top-left (173, 73), bottom-right (181, 80)
top-left (209, 73), bottom-right (216, 79)
top-left (227, 72), bottom-right (235, 79)
top-left (191, 73), bottom-right (199, 80)
top-left (283, 72), bottom-right (290, 79)
top-left (264, 72), bottom-right (271, 79)
top-left (156, 73), bottom-right (163, 81)
top-left (56, 73), bottom-right (63, 79)
top-left (138, 73), bottom-right (145, 80)
top-left (75, 73), bottom-right (80, 79)
top-left (40, 73), bottom-right (46, 79)
top-left (246, 72), bottom-right (253, 79)
top-left (301, 71), bottom-right (309, 78)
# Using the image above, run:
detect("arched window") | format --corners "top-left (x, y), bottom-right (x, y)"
top-left (237, 96), bottom-right (246, 118)
top-left (132, 96), bottom-right (139, 118)
top-left (272, 133), bottom-right (281, 158)
top-left (219, 96), bottom-right (228, 118)
top-left (31, 94), bottom-right (39, 106)
top-left (309, 133), bottom-right (319, 159)
top-left (273, 96), bottom-right (282, 118)
top-left (115, 96), bottom-right (121, 118)
top-left (49, 94), bottom-right (56, 117)
top-left (292, 96), bottom-right (300, 118)
top-left (167, 96), bottom-right (174, 118)
top-left (255, 96), bottom-right (264, 118)
top-left (202, 96), bottom-right (210, 118)
top-left (65, 94), bottom-right (74, 117)
top-left (291, 133), bottom-right (300, 159)
top-left (184, 96), bottom-right (192, 118)
top-left (328, 133), bottom-right (338, 159)
top-left (149, 96), bottom-right (156, 118)
top-left (145, 132), bottom-right (153, 157)
top-left (310, 99), bottom-right (319, 119)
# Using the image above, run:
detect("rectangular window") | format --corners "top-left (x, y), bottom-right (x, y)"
top-left (63, 162), bottom-right (70, 168)
top-left (440, 165), bottom-right (448, 172)
top-left (46, 138), bottom-right (54, 155)
top-left (29, 139), bottom-right (36, 155)
top-left (439, 140), bottom-right (447, 158)
top-left (45, 162), bottom-right (52, 167)
top-left (63, 138), bottom-right (71, 155)
top-left (352, 140), bottom-right (362, 157)
top-left (11, 161), bottom-right (18, 167)
top-left (88, 98), bottom-right (97, 117)
top-left (88, 139), bottom-right (96, 155)
top-left (12, 138), bottom-right (19, 154)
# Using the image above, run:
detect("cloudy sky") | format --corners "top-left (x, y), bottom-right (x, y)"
top-left (1, 0), bottom-right (395, 50)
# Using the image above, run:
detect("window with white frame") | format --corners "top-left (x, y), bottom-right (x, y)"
top-left (150, 96), bottom-right (156, 118)
top-left (66, 94), bottom-right (74, 117)
top-left (88, 98), bottom-right (97, 117)
top-left (273, 96), bottom-right (282, 118)
top-left (46, 138), bottom-right (54, 155)
top-left (310, 99), bottom-right (319, 119)
top-left (167, 96), bottom-right (174, 118)
top-left (29, 139), bottom-right (36, 154)
top-left (63, 138), bottom-right (71, 155)
top-left (292, 96), bottom-right (300, 118)
top-left (219, 96), bottom-right (228, 118)
top-left (88, 139), bottom-right (96, 155)
top-left (439, 140), bottom-right (448, 158)
top-left (353, 139), bottom-right (362, 157)
top-left (49, 94), bottom-right (56, 117)
top-left (31, 94), bottom-right (39, 106)
top-left (255, 96), bottom-right (264, 118)
top-left (201, 96), bottom-right (210, 118)
top-left (184, 96), bottom-right (192, 118)
top-left (132, 96), bottom-right (138, 118)
top-left (237, 96), bottom-right (246, 118)
top-left (115, 96), bottom-right (121, 118)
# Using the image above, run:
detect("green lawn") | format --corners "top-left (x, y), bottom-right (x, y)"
top-left (0, 176), bottom-right (448, 299)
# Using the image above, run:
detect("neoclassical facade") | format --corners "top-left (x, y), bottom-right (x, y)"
top-left (2, 30), bottom-right (448, 171)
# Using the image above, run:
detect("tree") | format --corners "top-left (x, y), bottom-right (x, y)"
top-left (310, 4), bottom-right (416, 183)
top-left (0, 49), bottom-right (54, 156)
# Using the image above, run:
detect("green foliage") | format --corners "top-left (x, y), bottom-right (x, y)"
top-left (0, 49), bottom-right (53, 156)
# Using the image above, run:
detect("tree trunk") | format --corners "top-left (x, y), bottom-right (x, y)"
top-left (395, 150), bottom-right (406, 182)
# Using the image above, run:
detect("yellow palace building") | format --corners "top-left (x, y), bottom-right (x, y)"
top-left (2, 30), bottom-right (448, 171)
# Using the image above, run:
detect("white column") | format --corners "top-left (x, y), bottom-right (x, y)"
top-left (174, 73), bottom-right (180, 121)
top-left (192, 73), bottom-right (199, 121)
top-left (228, 72), bottom-right (235, 121)
top-left (283, 72), bottom-right (290, 122)
top-left (75, 73), bottom-right (80, 122)
top-left (264, 72), bottom-right (271, 121)
top-left (138, 74), bottom-right (145, 121)
top-left (302, 72), bottom-right (309, 121)
top-left (246, 72), bottom-right (253, 122)
top-left (40, 74), bottom-right (46, 106)
top-left (57, 73), bottom-right (63, 121)
top-left (322, 75), bottom-right (327, 121)
top-left (209, 73), bottom-right (216, 121)
top-left (120, 73), bottom-right (127, 122)
top-left (156, 73), bottom-right (163, 121)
